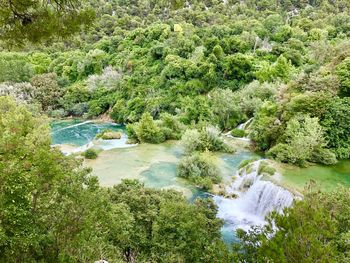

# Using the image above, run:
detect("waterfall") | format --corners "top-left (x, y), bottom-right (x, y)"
top-left (214, 161), bottom-right (294, 232)
top-left (237, 117), bottom-right (254, 130)
top-left (223, 117), bottom-right (253, 141)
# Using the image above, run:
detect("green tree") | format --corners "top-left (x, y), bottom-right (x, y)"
top-left (336, 57), bottom-right (350, 96)
top-left (0, 53), bottom-right (33, 82)
top-left (209, 88), bottom-right (241, 130)
top-left (134, 112), bottom-right (165, 143)
top-left (108, 180), bottom-right (230, 262)
top-left (177, 152), bottom-right (221, 190)
top-left (0, 97), bottom-right (121, 262)
top-left (30, 73), bottom-right (63, 111)
top-left (250, 101), bottom-right (281, 151)
top-left (268, 115), bottom-right (336, 166)
top-left (0, 0), bottom-right (95, 45)
top-left (321, 97), bottom-right (350, 159)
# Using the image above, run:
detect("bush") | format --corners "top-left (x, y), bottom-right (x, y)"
top-left (0, 52), bottom-right (33, 82)
top-left (61, 83), bottom-right (91, 115)
top-left (30, 73), bottom-right (63, 111)
top-left (70, 103), bottom-right (89, 116)
top-left (82, 148), bottom-right (98, 159)
top-left (181, 129), bottom-right (202, 153)
top-left (159, 113), bottom-right (184, 140)
top-left (268, 115), bottom-right (337, 166)
top-left (126, 123), bottom-right (138, 143)
top-left (177, 152), bottom-right (221, 190)
top-left (257, 161), bottom-right (276, 176)
top-left (48, 108), bottom-right (67, 119)
top-left (231, 129), bottom-right (246, 137)
top-left (0, 82), bottom-right (34, 104)
top-left (134, 112), bottom-right (165, 144)
top-left (181, 126), bottom-right (233, 154)
top-left (96, 129), bottom-right (122, 140)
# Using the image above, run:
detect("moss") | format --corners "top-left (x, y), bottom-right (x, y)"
top-left (238, 157), bottom-right (260, 169)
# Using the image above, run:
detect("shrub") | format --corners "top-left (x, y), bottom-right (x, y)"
top-left (134, 112), bottom-right (165, 144)
top-left (181, 126), bottom-right (233, 154)
top-left (126, 124), bottom-right (138, 143)
top-left (268, 115), bottom-right (337, 166)
top-left (30, 73), bottom-right (63, 111)
top-left (231, 129), bottom-right (246, 137)
top-left (48, 108), bottom-right (67, 119)
top-left (201, 126), bottom-right (233, 152)
top-left (321, 97), bottom-right (350, 159)
top-left (181, 129), bottom-right (202, 153)
top-left (177, 152), bottom-right (221, 190)
top-left (82, 148), bottom-right (98, 159)
top-left (70, 103), bottom-right (89, 116)
top-left (86, 66), bottom-right (121, 91)
top-left (96, 129), bottom-right (122, 140)
top-left (0, 82), bottom-right (34, 104)
top-left (0, 52), bottom-right (33, 82)
top-left (159, 113), bottom-right (184, 140)
top-left (61, 83), bottom-right (91, 115)
top-left (257, 161), bottom-right (276, 176)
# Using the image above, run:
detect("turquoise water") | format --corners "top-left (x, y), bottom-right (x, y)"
top-left (51, 119), bottom-right (124, 146)
top-left (50, 120), bottom-right (257, 196)
top-left (281, 160), bottom-right (350, 192)
top-left (219, 152), bottom-right (259, 179)
top-left (51, 120), bottom-right (350, 245)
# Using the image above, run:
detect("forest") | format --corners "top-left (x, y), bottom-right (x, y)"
top-left (1, 0), bottom-right (350, 262)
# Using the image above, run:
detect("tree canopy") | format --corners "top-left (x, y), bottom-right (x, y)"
top-left (0, 0), bottom-right (94, 45)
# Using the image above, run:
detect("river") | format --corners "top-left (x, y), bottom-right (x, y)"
top-left (51, 119), bottom-right (350, 243)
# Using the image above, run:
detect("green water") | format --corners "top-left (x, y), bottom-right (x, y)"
top-left (280, 160), bottom-right (350, 192)
top-left (85, 141), bottom-right (194, 194)
top-left (50, 120), bottom-right (258, 198)
top-left (50, 120), bottom-right (350, 245)
top-left (51, 119), bottom-right (124, 146)
top-left (50, 120), bottom-right (350, 195)
top-left (85, 140), bottom-right (257, 198)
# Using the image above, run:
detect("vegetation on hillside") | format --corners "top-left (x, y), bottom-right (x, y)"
top-left (1, 1), bottom-right (350, 261)
top-left (2, 0), bottom-right (350, 166)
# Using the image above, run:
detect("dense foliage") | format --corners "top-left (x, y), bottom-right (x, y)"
top-left (2, 98), bottom-right (348, 262)
top-left (2, 1), bottom-right (350, 260)
top-left (0, 97), bottom-right (230, 262)
top-left (2, 0), bottom-right (350, 165)
top-left (0, 0), bottom-right (94, 45)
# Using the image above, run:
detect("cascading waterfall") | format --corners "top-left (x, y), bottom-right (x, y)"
top-left (214, 160), bottom-right (294, 233)
top-left (237, 117), bottom-right (254, 131)
top-left (224, 118), bottom-right (253, 142)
